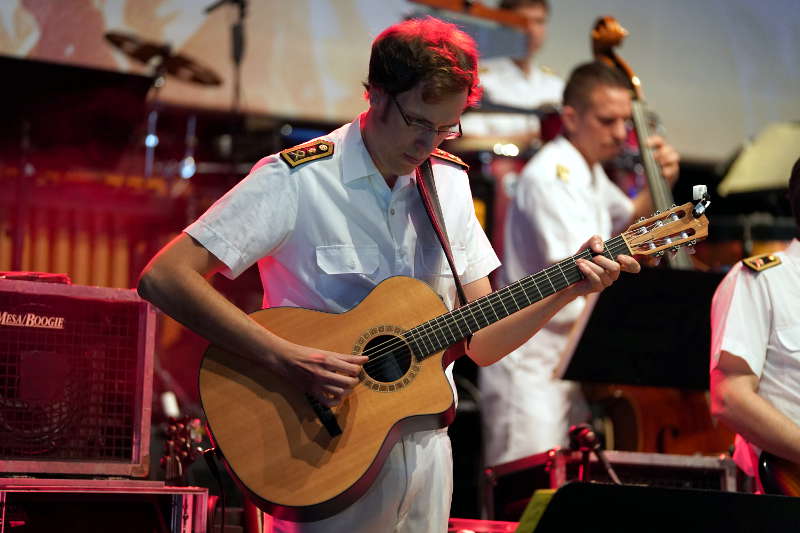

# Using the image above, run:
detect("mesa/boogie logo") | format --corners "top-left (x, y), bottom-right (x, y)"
top-left (0, 311), bottom-right (65, 330)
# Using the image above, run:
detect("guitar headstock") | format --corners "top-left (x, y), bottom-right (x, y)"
top-left (622, 200), bottom-right (710, 257)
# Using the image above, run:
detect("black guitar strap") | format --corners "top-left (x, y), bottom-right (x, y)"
top-left (415, 157), bottom-right (469, 310)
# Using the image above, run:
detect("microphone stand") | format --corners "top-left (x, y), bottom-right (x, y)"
top-left (205, 0), bottom-right (248, 170)
top-left (205, 0), bottom-right (247, 115)
top-left (569, 423), bottom-right (622, 485)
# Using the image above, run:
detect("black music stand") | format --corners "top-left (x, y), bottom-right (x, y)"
top-left (519, 481), bottom-right (800, 533)
top-left (556, 267), bottom-right (725, 390)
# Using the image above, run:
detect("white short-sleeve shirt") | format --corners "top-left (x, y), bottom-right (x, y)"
top-left (503, 135), bottom-right (634, 290)
top-left (461, 57), bottom-right (564, 139)
top-left (185, 114), bottom-right (499, 315)
top-left (710, 239), bottom-right (800, 474)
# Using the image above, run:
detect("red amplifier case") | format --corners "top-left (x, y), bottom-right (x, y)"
top-left (0, 279), bottom-right (154, 477)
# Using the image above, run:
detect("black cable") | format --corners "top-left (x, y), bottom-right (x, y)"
top-left (203, 447), bottom-right (226, 533)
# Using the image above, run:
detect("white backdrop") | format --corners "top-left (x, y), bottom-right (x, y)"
top-left (2, 0), bottom-right (798, 161)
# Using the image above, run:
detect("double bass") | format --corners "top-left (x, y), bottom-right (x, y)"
top-left (585, 16), bottom-right (734, 456)
top-left (591, 16), bottom-right (693, 269)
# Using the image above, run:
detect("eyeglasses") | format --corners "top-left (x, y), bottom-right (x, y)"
top-left (391, 95), bottom-right (462, 140)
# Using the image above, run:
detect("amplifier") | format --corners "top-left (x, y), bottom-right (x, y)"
top-left (0, 279), bottom-right (154, 477)
top-left (0, 478), bottom-right (207, 533)
top-left (484, 448), bottom-right (738, 522)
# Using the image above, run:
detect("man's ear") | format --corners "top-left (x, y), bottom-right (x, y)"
top-left (560, 104), bottom-right (578, 135)
top-left (368, 86), bottom-right (386, 108)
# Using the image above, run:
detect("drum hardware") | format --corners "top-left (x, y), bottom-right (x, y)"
top-left (105, 31), bottom-right (222, 179)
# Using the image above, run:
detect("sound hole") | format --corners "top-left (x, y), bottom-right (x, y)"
top-left (362, 334), bottom-right (412, 383)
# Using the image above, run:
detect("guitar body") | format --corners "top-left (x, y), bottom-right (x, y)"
top-left (759, 451), bottom-right (800, 497)
top-left (199, 276), bottom-right (456, 521)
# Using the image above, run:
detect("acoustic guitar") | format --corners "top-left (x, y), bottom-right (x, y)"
top-left (199, 199), bottom-right (710, 521)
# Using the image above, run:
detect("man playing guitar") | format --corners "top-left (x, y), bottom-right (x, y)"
top-left (710, 157), bottom-right (800, 493)
top-left (137, 17), bottom-right (638, 532)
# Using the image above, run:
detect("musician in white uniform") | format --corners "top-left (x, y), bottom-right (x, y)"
top-left (710, 157), bottom-right (800, 490)
top-left (461, 0), bottom-right (563, 147)
top-left (480, 61), bottom-right (680, 467)
top-left (136, 20), bottom-right (638, 533)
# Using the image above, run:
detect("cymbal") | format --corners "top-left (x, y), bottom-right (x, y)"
top-left (105, 31), bottom-right (222, 86)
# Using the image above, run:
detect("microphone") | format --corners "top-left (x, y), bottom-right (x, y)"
top-left (569, 423), bottom-right (601, 451)
top-left (569, 423), bottom-right (622, 485)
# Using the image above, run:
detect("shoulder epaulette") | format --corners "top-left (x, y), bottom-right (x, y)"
top-left (743, 253), bottom-right (782, 272)
top-left (280, 139), bottom-right (334, 168)
top-left (540, 64), bottom-right (557, 76)
top-left (431, 148), bottom-right (469, 170)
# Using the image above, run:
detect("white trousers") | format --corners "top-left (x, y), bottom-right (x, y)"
top-left (269, 429), bottom-right (453, 533)
top-left (479, 328), bottom-right (590, 466)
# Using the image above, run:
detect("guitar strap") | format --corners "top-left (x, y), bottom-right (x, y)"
top-left (415, 157), bottom-right (469, 310)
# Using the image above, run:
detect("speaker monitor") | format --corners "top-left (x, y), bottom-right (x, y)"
top-left (0, 279), bottom-right (154, 477)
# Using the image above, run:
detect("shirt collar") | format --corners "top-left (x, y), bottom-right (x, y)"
top-left (341, 113), bottom-right (416, 190)
top-left (342, 114), bottom-right (381, 185)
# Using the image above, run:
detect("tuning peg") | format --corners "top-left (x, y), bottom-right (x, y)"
top-left (692, 185), bottom-right (708, 201)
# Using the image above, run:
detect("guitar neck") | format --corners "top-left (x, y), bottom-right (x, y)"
top-left (408, 235), bottom-right (631, 359)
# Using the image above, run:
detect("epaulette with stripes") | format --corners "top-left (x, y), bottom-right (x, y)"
top-left (743, 252), bottom-right (782, 272)
top-left (430, 148), bottom-right (469, 170)
top-left (280, 139), bottom-right (334, 168)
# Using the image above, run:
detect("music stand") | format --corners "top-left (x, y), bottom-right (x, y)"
top-left (518, 481), bottom-right (800, 533)
top-left (554, 267), bottom-right (725, 390)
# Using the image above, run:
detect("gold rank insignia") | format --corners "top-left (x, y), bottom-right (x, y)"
top-left (743, 253), bottom-right (782, 272)
top-left (431, 148), bottom-right (469, 170)
top-left (556, 164), bottom-right (570, 182)
top-left (540, 64), bottom-right (557, 75)
top-left (280, 139), bottom-right (334, 168)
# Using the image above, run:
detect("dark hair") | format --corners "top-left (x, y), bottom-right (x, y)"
top-left (365, 17), bottom-right (482, 107)
top-left (563, 61), bottom-right (631, 111)
top-left (498, 0), bottom-right (549, 12)
top-left (790, 157), bottom-right (800, 231)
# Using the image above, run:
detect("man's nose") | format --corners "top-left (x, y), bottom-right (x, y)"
top-left (612, 120), bottom-right (627, 141)
top-left (415, 129), bottom-right (439, 152)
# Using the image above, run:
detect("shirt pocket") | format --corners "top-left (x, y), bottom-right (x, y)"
top-left (775, 325), bottom-right (800, 355)
top-left (316, 244), bottom-right (380, 276)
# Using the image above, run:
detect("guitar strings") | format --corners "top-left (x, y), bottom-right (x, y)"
top-left (361, 233), bottom-right (636, 376)
top-left (366, 212), bottom-right (692, 374)
top-left (362, 234), bottom-right (633, 374)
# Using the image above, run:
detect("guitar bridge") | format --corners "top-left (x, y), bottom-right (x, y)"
top-left (305, 394), bottom-right (342, 437)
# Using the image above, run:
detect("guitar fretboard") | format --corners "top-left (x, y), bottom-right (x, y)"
top-left (406, 235), bottom-right (630, 359)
